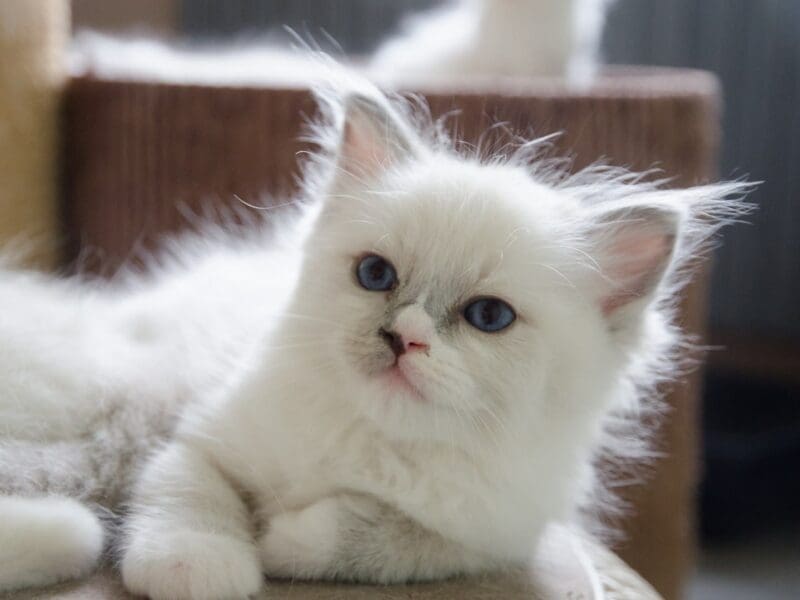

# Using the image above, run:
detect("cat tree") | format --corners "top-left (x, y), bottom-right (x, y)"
top-left (59, 65), bottom-right (716, 600)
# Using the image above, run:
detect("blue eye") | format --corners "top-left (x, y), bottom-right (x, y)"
top-left (463, 297), bottom-right (516, 333)
top-left (356, 254), bottom-right (397, 291)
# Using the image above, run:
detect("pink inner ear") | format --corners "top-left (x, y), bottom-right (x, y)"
top-left (341, 117), bottom-right (392, 180)
top-left (600, 228), bottom-right (675, 316)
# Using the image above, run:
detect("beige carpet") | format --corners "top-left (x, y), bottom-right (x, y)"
top-left (1, 528), bottom-right (663, 599)
top-left (2, 569), bottom-right (539, 600)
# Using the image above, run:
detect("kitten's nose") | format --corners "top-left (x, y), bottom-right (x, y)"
top-left (379, 328), bottom-right (429, 357)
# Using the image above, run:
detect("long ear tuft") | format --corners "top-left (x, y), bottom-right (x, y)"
top-left (580, 178), bottom-right (755, 331)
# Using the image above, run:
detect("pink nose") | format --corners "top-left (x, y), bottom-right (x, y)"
top-left (379, 328), bottom-right (430, 357)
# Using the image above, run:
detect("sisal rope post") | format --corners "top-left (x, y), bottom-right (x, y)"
top-left (0, 0), bottom-right (69, 269)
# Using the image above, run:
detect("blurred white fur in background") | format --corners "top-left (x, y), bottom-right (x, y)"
top-left (371, 0), bottom-right (616, 87)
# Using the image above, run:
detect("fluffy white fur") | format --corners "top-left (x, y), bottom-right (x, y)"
top-left (0, 81), bottom-right (748, 597)
top-left (371, 0), bottom-right (616, 87)
top-left (70, 32), bottom-right (347, 87)
top-left (73, 2), bottom-right (614, 93)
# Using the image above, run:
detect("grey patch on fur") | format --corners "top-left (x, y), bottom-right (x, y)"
top-left (0, 394), bottom-right (183, 561)
top-left (0, 400), bottom-right (178, 507)
top-left (320, 493), bottom-right (505, 584)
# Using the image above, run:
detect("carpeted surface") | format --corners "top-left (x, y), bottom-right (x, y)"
top-left (1, 528), bottom-right (664, 599)
top-left (2, 569), bottom-right (540, 600)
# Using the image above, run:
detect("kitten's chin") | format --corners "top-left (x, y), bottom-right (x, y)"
top-left (349, 356), bottom-right (472, 442)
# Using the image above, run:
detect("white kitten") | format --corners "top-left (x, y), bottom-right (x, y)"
top-left (1, 85), bottom-right (746, 597)
top-left (371, 0), bottom-right (616, 86)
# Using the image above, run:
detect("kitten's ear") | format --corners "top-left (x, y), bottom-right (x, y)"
top-left (335, 93), bottom-right (421, 184)
top-left (590, 204), bottom-right (681, 327)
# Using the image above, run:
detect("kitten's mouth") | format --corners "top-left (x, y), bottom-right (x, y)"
top-left (382, 363), bottom-right (426, 402)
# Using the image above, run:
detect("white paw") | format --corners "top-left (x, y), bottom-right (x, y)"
top-left (259, 498), bottom-right (341, 580)
top-left (121, 530), bottom-right (263, 600)
top-left (0, 496), bottom-right (103, 591)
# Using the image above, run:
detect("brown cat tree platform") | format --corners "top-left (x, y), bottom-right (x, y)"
top-left (53, 66), bottom-right (719, 600)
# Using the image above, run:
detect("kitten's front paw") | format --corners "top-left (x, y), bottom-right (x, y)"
top-left (0, 497), bottom-right (103, 592)
top-left (121, 530), bottom-right (262, 600)
top-left (259, 498), bottom-right (341, 580)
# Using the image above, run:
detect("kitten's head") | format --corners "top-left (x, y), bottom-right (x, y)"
top-left (289, 89), bottom-right (746, 446)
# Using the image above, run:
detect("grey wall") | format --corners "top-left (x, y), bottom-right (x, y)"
top-left (181, 0), bottom-right (433, 52)
top-left (180, 0), bottom-right (800, 339)
top-left (605, 0), bottom-right (800, 339)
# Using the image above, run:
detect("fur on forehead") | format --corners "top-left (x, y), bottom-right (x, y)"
top-left (328, 158), bottom-right (585, 304)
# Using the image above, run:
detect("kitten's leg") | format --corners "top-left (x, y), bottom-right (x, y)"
top-left (0, 496), bottom-right (104, 592)
top-left (120, 442), bottom-right (263, 600)
top-left (259, 494), bottom-right (498, 584)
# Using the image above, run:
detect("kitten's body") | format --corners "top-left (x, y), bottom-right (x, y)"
top-left (0, 237), bottom-right (285, 492)
top-left (0, 239), bottom-right (288, 588)
top-left (0, 86), bottom-right (745, 598)
top-left (371, 0), bottom-right (616, 86)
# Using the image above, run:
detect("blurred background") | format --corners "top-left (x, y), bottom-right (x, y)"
top-left (24, 0), bottom-right (800, 598)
